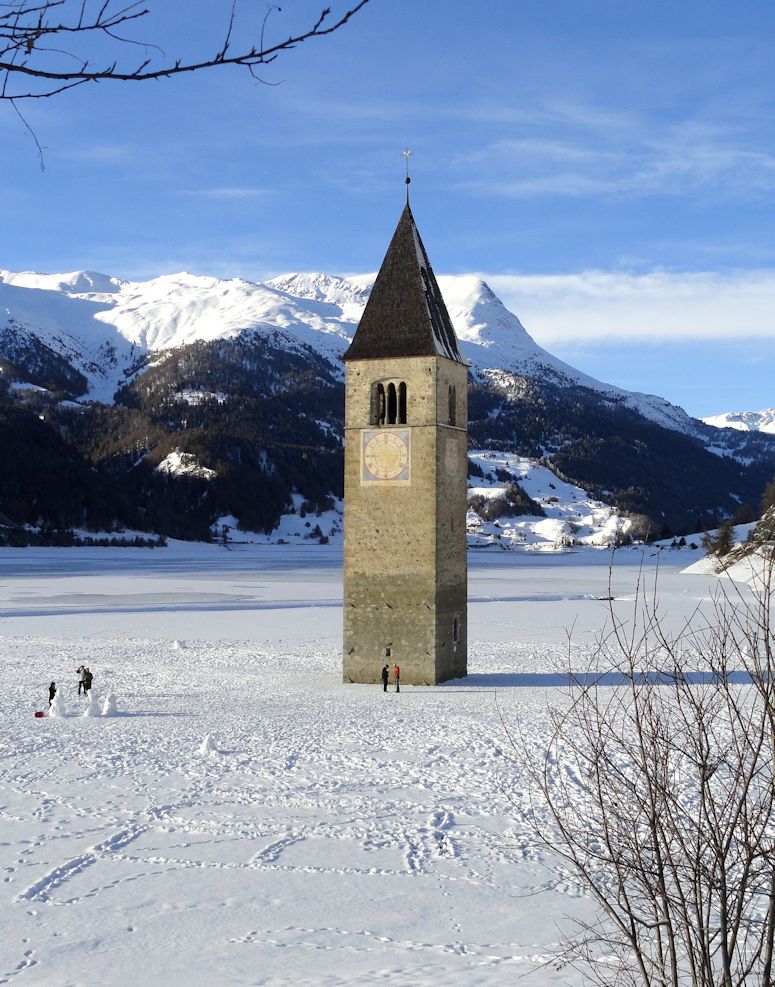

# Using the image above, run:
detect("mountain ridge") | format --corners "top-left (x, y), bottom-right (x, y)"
top-left (703, 409), bottom-right (775, 435)
top-left (1, 266), bottom-right (774, 542)
top-left (0, 266), bottom-right (712, 434)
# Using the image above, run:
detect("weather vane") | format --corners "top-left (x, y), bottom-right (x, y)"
top-left (403, 147), bottom-right (412, 202)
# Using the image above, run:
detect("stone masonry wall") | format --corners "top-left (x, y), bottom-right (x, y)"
top-left (343, 355), bottom-right (468, 685)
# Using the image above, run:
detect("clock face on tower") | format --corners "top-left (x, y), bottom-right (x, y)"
top-left (361, 429), bottom-right (411, 484)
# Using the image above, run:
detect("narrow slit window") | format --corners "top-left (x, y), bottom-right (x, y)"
top-left (448, 385), bottom-right (456, 426)
top-left (387, 383), bottom-right (397, 425)
top-left (453, 615), bottom-right (460, 644)
top-left (398, 382), bottom-right (407, 424)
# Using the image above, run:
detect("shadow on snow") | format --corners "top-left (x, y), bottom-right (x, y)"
top-left (443, 670), bottom-right (757, 689)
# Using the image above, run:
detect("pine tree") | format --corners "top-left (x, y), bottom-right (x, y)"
top-left (701, 519), bottom-right (735, 558)
top-left (762, 475), bottom-right (775, 514)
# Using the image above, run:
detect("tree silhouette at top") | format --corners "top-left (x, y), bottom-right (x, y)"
top-left (1, 1), bottom-right (370, 101)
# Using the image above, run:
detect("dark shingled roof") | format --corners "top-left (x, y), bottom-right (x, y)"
top-left (343, 204), bottom-right (464, 363)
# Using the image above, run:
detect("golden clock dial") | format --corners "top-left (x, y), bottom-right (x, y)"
top-left (364, 432), bottom-right (409, 480)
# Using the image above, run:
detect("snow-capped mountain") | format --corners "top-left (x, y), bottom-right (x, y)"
top-left (436, 276), bottom-right (699, 435)
top-left (0, 269), bottom-right (366, 402)
top-left (2, 266), bottom-right (774, 544)
top-left (703, 409), bottom-right (775, 435)
top-left (0, 266), bottom-right (705, 444)
top-left (0, 267), bottom-right (690, 426)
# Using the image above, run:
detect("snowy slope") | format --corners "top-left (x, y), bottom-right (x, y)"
top-left (0, 270), bottom-right (364, 400)
top-left (703, 409), bottom-right (775, 434)
top-left (0, 273), bottom-right (138, 401)
top-left (209, 454), bottom-right (632, 552)
top-left (156, 451), bottom-right (217, 481)
top-left (436, 275), bottom-right (698, 434)
top-left (466, 449), bottom-right (634, 550)
top-left (0, 266), bottom-right (698, 434)
top-left (0, 269), bottom-right (124, 294)
top-left (0, 545), bottom-right (719, 986)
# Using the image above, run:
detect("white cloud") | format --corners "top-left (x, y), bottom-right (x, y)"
top-left (479, 269), bottom-right (775, 343)
top-left (61, 143), bottom-right (135, 163)
top-left (452, 107), bottom-right (775, 200)
top-left (181, 187), bottom-right (270, 200)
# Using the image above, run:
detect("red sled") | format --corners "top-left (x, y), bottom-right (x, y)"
top-left (34, 711), bottom-right (45, 718)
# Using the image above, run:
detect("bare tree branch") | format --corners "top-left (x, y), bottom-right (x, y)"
top-left (9, 94), bottom-right (44, 166)
top-left (0, 0), bottom-right (371, 100)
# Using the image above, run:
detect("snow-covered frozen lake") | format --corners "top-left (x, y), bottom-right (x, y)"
top-left (0, 543), bottom-right (724, 985)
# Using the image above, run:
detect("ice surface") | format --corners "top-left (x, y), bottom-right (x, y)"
top-left (0, 542), bottom-right (738, 985)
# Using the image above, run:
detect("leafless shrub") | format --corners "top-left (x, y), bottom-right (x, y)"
top-left (509, 559), bottom-right (775, 986)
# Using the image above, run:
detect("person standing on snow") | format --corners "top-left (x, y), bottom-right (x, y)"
top-left (48, 682), bottom-right (56, 706)
top-left (76, 665), bottom-right (86, 696)
top-left (381, 664), bottom-right (389, 692)
top-left (83, 667), bottom-right (94, 696)
top-left (394, 663), bottom-right (400, 693)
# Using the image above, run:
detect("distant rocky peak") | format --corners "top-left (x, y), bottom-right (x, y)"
top-left (703, 409), bottom-right (775, 435)
top-left (59, 271), bottom-right (124, 295)
top-left (267, 272), bottom-right (370, 306)
top-left (0, 269), bottom-right (123, 295)
top-left (439, 275), bottom-right (533, 349)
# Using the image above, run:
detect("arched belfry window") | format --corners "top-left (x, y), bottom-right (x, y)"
top-left (371, 382), bottom-right (386, 425)
top-left (387, 383), bottom-right (397, 425)
top-left (448, 385), bottom-right (457, 426)
top-left (372, 379), bottom-right (407, 426)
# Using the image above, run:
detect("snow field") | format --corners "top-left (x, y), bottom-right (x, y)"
top-left (0, 544), bottom-right (727, 985)
top-left (1, 635), bottom-right (582, 984)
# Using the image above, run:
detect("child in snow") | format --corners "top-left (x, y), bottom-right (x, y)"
top-left (48, 682), bottom-right (56, 706)
top-left (381, 664), bottom-right (389, 692)
top-left (83, 668), bottom-right (94, 696)
top-left (394, 663), bottom-right (400, 693)
top-left (76, 665), bottom-right (86, 695)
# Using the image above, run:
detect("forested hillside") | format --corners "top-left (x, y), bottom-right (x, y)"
top-left (1, 268), bottom-right (774, 545)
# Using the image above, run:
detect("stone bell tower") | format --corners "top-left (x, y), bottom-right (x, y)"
top-left (342, 202), bottom-right (468, 685)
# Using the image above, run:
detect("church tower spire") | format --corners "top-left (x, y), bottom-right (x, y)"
top-left (343, 203), bottom-right (463, 364)
top-left (342, 202), bottom-right (468, 686)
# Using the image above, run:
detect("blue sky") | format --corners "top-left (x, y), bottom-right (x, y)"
top-left (4, 0), bottom-right (775, 417)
